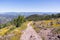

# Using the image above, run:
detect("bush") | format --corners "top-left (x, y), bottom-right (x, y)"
top-left (12, 16), bottom-right (26, 27)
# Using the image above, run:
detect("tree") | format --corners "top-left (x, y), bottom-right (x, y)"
top-left (56, 13), bottom-right (60, 18)
top-left (13, 16), bottom-right (26, 27)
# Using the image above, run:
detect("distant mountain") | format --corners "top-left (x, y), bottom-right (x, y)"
top-left (0, 14), bottom-right (17, 24)
top-left (0, 12), bottom-right (59, 17)
top-left (0, 12), bottom-right (59, 24)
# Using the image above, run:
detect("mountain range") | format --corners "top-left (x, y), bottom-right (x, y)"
top-left (0, 12), bottom-right (59, 24)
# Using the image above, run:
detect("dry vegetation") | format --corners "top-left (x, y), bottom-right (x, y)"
top-left (31, 18), bottom-right (60, 33)
top-left (0, 21), bottom-right (29, 40)
top-left (0, 18), bottom-right (60, 40)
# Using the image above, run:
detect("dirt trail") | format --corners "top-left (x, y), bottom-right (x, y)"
top-left (20, 22), bottom-right (42, 40)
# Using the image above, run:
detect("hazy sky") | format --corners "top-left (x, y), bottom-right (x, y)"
top-left (0, 0), bottom-right (60, 12)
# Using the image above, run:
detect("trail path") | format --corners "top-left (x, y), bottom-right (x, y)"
top-left (20, 22), bottom-right (42, 40)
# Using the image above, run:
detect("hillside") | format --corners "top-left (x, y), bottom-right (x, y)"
top-left (0, 19), bottom-right (60, 40)
top-left (0, 13), bottom-right (60, 40)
